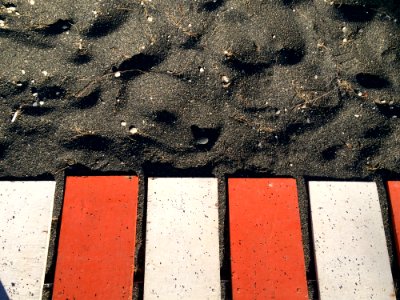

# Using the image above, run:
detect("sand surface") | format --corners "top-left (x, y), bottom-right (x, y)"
top-left (1, 0), bottom-right (400, 298)
top-left (1, 0), bottom-right (399, 179)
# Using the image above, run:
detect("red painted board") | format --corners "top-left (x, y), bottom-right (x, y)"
top-left (53, 176), bottom-right (138, 300)
top-left (228, 178), bottom-right (308, 300)
top-left (388, 181), bottom-right (400, 267)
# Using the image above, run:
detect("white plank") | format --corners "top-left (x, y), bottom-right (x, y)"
top-left (0, 181), bottom-right (55, 300)
top-left (144, 178), bottom-right (221, 300)
top-left (309, 181), bottom-right (395, 300)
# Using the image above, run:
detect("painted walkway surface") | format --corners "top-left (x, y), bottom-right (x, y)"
top-left (144, 178), bottom-right (221, 300)
top-left (388, 181), bottom-right (400, 268)
top-left (1, 178), bottom-right (400, 299)
top-left (309, 181), bottom-right (395, 300)
top-left (53, 176), bottom-right (138, 300)
top-left (0, 181), bottom-right (55, 300)
top-left (228, 178), bottom-right (308, 299)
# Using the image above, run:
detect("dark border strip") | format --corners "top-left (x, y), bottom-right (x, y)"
top-left (220, 175), bottom-right (232, 300)
top-left (296, 176), bottom-right (319, 300)
top-left (133, 172), bottom-right (147, 300)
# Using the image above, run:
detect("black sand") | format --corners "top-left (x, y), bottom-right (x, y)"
top-left (1, 0), bottom-right (400, 298)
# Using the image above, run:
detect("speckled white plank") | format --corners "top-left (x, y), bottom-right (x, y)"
top-left (144, 178), bottom-right (221, 300)
top-left (309, 181), bottom-right (395, 300)
top-left (0, 181), bottom-right (55, 300)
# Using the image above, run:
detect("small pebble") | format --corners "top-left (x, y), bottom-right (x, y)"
top-left (129, 127), bottom-right (138, 134)
top-left (6, 7), bottom-right (16, 13)
top-left (147, 16), bottom-right (153, 22)
top-left (221, 75), bottom-right (229, 83)
top-left (114, 71), bottom-right (121, 78)
top-left (196, 137), bottom-right (209, 145)
top-left (199, 67), bottom-right (205, 73)
top-left (41, 70), bottom-right (48, 76)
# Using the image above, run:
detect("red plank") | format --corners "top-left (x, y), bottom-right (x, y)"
top-left (228, 178), bottom-right (308, 299)
top-left (53, 176), bottom-right (138, 300)
top-left (388, 181), bottom-right (400, 267)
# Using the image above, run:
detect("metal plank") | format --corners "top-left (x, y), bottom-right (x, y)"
top-left (228, 178), bottom-right (308, 299)
top-left (387, 181), bottom-right (400, 267)
top-left (144, 178), bottom-right (221, 300)
top-left (53, 176), bottom-right (138, 300)
top-left (0, 181), bottom-right (55, 300)
top-left (309, 181), bottom-right (395, 300)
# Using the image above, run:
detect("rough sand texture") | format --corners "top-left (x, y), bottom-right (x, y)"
top-left (1, 0), bottom-right (400, 299)
top-left (1, 0), bottom-right (399, 178)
